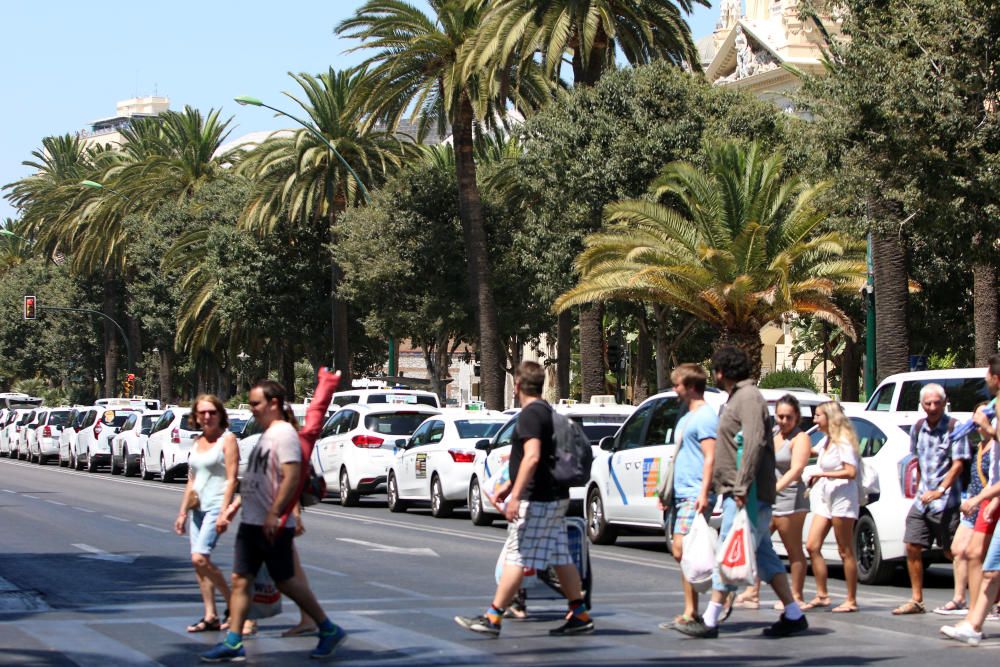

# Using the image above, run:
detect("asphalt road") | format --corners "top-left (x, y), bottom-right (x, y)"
top-left (0, 457), bottom-right (996, 666)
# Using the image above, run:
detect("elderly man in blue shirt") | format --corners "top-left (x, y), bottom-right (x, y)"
top-left (893, 383), bottom-right (971, 615)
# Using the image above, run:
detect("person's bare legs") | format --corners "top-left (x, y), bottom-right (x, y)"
top-left (225, 573), bottom-right (252, 641)
top-left (553, 563), bottom-right (584, 602)
top-left (192, 553), bottom-right (229, 622)
top-left (832, 517), bottom-right (858, 609)
top-left (492, 563), bottom-right (527, 610)
top-left (671, 532), bottom-right (699, 618)
top-left (275, 572), bottom-right (331, 627)
top-left (805, 515), bottom-right (833, 605)
top-left (966, 531), bottom-right (988, 609)
top-left (775, 513), bottom-right (807, 603)
top-left (282, 548), bottom-right (318, 636)
top-left (948, 525), bottom-right (972, 608)
top-left (905, 543), bottom-right (925, 604)
top-left (959, 570), bottom-right (1000, 633)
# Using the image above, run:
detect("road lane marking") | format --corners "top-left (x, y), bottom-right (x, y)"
top-left (22, 494), bottom-right (39, 499)
top-left (338, 538), bottom-right (438, 557)
top-left (73, 506), bottom-right (95, 513)
top-left (2, 489), bottom-right (14, 493)
top-left (364, 581), bottom-right (432, 599)
top-left (72, 544), bottom-right (138, 564)
top-left (44, 500), bottom-right (66, 506)
top-left (302, 563), bottom-right (347, 577)
top-left (103, 514), bottom-right (129, 522)
top-left (137, 523), bottom-right (169, 534)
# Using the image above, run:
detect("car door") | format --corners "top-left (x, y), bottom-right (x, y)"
top-left (605, 399), bottom-right (668, 523)
top-left (327, 409), bottom-right (358, 474)
top-left (315, 412), bottom-right (345, 476)
top-left (115, 414), bottom-right (137, 459)
top-left (147, 411), bottom-right (173, 470)
top-left (480, 417), bottom-right (518, 510)
top-left (398, 420), bottom-right (432, 496)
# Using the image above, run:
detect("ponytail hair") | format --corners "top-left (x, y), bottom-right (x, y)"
top-left (252, 379), bottom-right (300, 431)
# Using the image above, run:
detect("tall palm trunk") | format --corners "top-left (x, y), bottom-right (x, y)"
top-left (633, 322), bottom-right (652, 404)
top-left (454, 96), bottom-right (504, 410)
top-left (580, 303), bottom-right (605, 401)
top-left (839, 338), bottom-right (862, 401)
top-left (872, 229), bottom-right (910, 379)
top-left (974, 261), bottom-right (998, 365)
top-left (102, 271), bottom-right (120, 398)
top-left (159, 347), bottom-right (173, 403)
top-left (276, 341), bottom-right (296, 403)
top-left (557, 310), bottom-right (571, 399)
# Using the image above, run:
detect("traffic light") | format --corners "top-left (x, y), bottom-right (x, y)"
top-left (23, 295), bottom-right (36, 320)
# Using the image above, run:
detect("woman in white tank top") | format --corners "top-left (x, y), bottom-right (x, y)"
top-left (173, 394), bottom-right (239, 633)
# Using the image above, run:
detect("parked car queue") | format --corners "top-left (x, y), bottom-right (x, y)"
top-left (0, 368), bottom-right (992, 587)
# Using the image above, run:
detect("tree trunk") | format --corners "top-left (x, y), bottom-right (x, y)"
top-left (633, 321), bottom-right (652, 404)
top-left (872, 230), bottom-right (910, 380)
top-left (570, 26), bottom-right (610, 86)
top-left (716, 328), bottom-right (764, 380)
top-left (277, 343), bottom-right (296, 403)
top-left (579, 303), bottom-right (605, 401)
top-left (653, 306), bottom-right (670, 390)
top-left (334, 296), bottom-right (351, 378)
top-left (840, 338), bottom-right (862, 402)
top-left (556, 309), bottom-right (571, 399)
top-left (102, 272), bottom-right (120, 398)
top-left (159, 347), bottom-right (173, 403)
top-left (454, 96), bottom-right (504, 410)
top-left (974, 261), bottom-right (998, 365)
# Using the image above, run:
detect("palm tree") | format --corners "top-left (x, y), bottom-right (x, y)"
top-left (473, 0), bottom-right (705, 86)
top-left (555, 142), bottom-right (866, 378)
top-left (236, 67), bottom-right (414, 375)
top-left (336, 0), bottom-right (546, 409)
top-left (471, 0), bottom-right (704, 401)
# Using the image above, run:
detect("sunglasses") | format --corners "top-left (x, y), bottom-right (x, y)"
top-left (196, 409), bottom-right (218, 416)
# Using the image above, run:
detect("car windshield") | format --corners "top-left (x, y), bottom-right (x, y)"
top-left (365, 412), bottom-right (432, 436)
top-left (897, 377), bottom-right (991, 413)
top-left (455, 420), bottom-right (505, 439)
top-left (581, 423), bottom-right (622, 444)
top-left (47, 411), bottom-right (72, 426)
top-left (17, 413), bottom-right (34, 425)
top-left (229, 418), bottom-right (249, 433)
top-left (569, 414), bottom-right (627, 424)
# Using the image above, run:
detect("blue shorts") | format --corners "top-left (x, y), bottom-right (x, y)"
top-left (712, 496), bottom-right (786, 592)
top-left (984, 527), bottom-right (1000, 572)
top-left (189, 507), bottom-right (222, 555)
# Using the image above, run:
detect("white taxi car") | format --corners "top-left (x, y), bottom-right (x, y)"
top-left (386, 408), bottom-right (507, 517)
top-left (111, 410), bottom-right (163, 476)
top-left (29, 408), bottom-right (73, 465)
top-left (144, 407), bottom-right (198, 482)
top-left (313, 403), bottom-right (440, 506)
top-left (75, 407), bottom-right (144, 473)
top-left (584, 389), bottom-right (729, 544)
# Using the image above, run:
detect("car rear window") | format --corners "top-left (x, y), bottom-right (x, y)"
top-left (101, 410), bottom-right (136, 427)
top-left (455, 420), bottom-right (505, 439)
top-left (581, 423), bottom-right (621, 444)
top-left (47, 411), bottom-right (72, 426)
top-left (366, 393), bottom-right (439, 407)
top-left (365, 412), bottom-right (432, 436)
top-left (141, 415), bottom-right (160, 429)
top-left (897, 377), bottom-right (991, 412)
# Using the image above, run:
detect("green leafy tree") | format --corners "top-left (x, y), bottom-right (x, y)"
top-left (555, 142), bottom-right (866, 379)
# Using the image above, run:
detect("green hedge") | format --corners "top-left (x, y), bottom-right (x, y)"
top-left (758, 368), bottom-right (818, 392)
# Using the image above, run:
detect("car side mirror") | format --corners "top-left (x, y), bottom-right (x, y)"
top-left (599, 436), bottom-right (616, 451)
top-left (475, 439), bottom-right (491, 452)
top-left (140, 427), bottom-right (152, 436)
top-left (395, 438), bottom-right (406, 448)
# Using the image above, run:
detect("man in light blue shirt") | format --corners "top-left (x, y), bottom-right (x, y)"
top-left (659, 363), bottom-right (716, 631)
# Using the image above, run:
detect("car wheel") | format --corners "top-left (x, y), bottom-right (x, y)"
top-left (469, 477), bottom-right (493, 526)
top-left (37, 452), bottom-right (46, 466)
top-left (339, 468), bottom-right (359, 507)
top-left (86, 449), bottom-right (98, 473)
top-left (140, 452), bottom-right (154, 481)
top-left (160, 456), bottom-right (173, 483)
top-left (110, 453), bottom-right (122, 475)
top-left (855, 513), bottom-right (895, 585)
top-left (123, 448), bottom-right (136, 477)
top-left (430, 476), bottom-right (453, 518)
top-left (60, 450), bottom-right (68, 467)
top-left (586, 487), bottom-right (618, 545)
top-left (387, 473), bottom-right (407, 513)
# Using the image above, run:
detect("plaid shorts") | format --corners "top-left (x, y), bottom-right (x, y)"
top-left (503, 499), bottom-right (571, 570)
top-left (667, 497), bottom-right (713, 537)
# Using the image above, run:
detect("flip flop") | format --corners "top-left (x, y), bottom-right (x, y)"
top-left (892, 600), bottom-right (926, 615)
top-left (187, 617), bottom-right (221, 633)
top-left (832, 602), bottom-right (859, 613)
top-left (800, 595), bottom-right (831, 611)
top-left (281, 625), bottom-right (319, 638)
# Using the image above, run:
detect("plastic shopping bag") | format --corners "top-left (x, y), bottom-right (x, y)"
top-left (249, 564), bottom-right (283, 619)
top-left (484, 460), bottom-right (511, 512)
top-left (859, 460), bottom-right (880, 506)
top-left (681, 514), bottom-right (717, 592)
top-left (717, 508), bottom-right (757, 586)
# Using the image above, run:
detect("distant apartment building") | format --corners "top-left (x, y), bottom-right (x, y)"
top-left (77, 96), bottom-right (170, 149)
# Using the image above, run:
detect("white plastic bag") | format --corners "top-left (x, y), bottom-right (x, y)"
top-left (717, 508), bottom-right (757, 586)
top-left (681, 514), bottom-right (717, 592)
top-left (859, 460), bottom-right (880, 506)
top-left (249, 564), bottom-right (282, 619)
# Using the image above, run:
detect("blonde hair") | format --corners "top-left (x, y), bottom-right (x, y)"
top-left (817, 401), bottom-right (859, 454)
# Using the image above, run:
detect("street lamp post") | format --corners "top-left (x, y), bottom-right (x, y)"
top-left (864, 233), bottom-right (876, 397)
top-left (234, 94), bottom-right (386, 374)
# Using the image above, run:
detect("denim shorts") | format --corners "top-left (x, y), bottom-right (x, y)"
top-left (984, 527), bottom-right (1000, 572)
top-left (189, 507), bottom-right (222, 555)
top-left (712, 496), bottom-right (786, 592)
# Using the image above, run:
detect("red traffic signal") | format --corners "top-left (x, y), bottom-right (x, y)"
top-left (23, 296), bottom-right (36, 320)
top-left (127, 373), bottom-right (136, 381)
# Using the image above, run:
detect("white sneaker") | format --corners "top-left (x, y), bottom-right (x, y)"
top-left (940, 623), bottom-right (983, 646)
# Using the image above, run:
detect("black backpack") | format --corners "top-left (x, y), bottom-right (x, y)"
top-left (548, 408), bottom-right (595, 488)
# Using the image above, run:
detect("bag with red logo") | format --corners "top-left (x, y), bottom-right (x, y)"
top-left (249, 564), bottom-right (282, 619)
top-left (716, 508), bottom-right (757, 586)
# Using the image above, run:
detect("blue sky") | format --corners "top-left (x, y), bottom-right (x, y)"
top-left (0, 1), bottom-right (718, 222)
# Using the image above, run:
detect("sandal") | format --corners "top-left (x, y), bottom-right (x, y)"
top-left (832, 602), bottom-right (859, 613)
top-left (281, 624), bottom-right (319, 637)
top-left (892, 600), bottom-right (926, 615)
top-left (187, 617), bottom-right (221, 633)
top-left (658, 613), bottom-right (699, 631)
top-left (932, 599), bottom-right (968, 616)
top-left (719, 592), bottom-right (735, 623)
top-left (733, 591), bottom-right (760, 609)
top-left (800, 595), bottom-right (831, 611)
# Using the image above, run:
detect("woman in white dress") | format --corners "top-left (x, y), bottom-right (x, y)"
top-left (803, 401), bottom-right (861, 613)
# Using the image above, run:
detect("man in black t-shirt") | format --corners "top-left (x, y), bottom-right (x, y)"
top-left (455, 361), bottom-right (593, 637)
